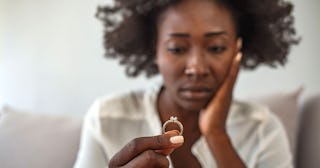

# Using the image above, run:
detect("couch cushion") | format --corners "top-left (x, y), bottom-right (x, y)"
top-left (296, 95), bottom-right (320, 168)
top-left (0, 108), bottom-right (82, 168)
top-left (245, 87), bottom-right (302, 154)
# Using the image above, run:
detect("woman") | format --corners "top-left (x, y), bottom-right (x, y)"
top-left (74, 0), bottom-right (299, 167)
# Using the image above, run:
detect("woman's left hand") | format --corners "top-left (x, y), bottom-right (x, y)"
top-left (199, 52), bottom-right (242, 136)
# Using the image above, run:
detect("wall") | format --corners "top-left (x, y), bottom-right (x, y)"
top-left (1, 0), bottom-right (319, 116)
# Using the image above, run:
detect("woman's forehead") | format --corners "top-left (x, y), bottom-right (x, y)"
top-left (156, 0), bottom-right (236, 37)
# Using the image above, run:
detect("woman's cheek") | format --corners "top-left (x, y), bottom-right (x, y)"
top-left (210, 54), bottom-right (233, 83)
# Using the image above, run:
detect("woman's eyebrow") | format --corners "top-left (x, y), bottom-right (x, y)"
top-left (205, 31), bottom-right (228, 37)
top-left (167, 31), bottom-right (228, 38)
top-left (168, 33), bottom-right (190, 38)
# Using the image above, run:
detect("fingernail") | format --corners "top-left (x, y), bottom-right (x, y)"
top-left (236, 52), bottom-right (242, 61)
top-left (170, 136), bottom-right (184, 144)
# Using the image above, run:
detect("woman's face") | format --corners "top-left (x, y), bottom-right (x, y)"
top-left (156, 0), bottom-right (241, 112)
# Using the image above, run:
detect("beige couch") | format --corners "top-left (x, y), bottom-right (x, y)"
top-left (0, 90), bottom-right (319, 168)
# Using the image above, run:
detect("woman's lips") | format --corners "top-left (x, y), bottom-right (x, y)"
top-left (179, 87), bottom-right (213, 100)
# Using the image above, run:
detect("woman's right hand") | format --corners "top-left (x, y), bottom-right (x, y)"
top-left (108, 130), bottom-right (184, 168)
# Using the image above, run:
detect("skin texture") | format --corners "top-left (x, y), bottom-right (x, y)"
top-left (109, 130), bottom-right (183, 168)
top-left (156, 0), bottom-right (239, 113)
top-left (109, 0), bottom-right (246, 167)
top-left (155, 0), bottom-right (245, 167)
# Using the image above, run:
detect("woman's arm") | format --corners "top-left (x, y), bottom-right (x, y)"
top-left (74, 100), bottom-right (184, 168)
top-left (205, 131), bottom-right (246, 168)
top-left (74, 101), bottom-right (108, 168)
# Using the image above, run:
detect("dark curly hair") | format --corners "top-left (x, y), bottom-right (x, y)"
top-left (96, 0), bottom-right (300, 78)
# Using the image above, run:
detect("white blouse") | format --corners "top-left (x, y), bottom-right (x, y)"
top-left (74, 81), bottom-right (293, 168)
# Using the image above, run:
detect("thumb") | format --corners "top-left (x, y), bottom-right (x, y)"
top-left (155, 130), bottom-right (184, 156)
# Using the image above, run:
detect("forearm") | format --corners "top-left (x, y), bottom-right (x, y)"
top-left (205, 132), bottom-right (246, 168)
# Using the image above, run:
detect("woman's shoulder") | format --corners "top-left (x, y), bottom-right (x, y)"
top-left (87, 89), bottom-right (148, 119)
top-left (85, 82), bottom-right (161, 122)
top-left (229, 100), bottom-right (290, 148)
top-left (84, 79), bottom-right (162, 122)
top-left (228, 101), bottom-right (292, 167)
top-left (230, 100), bottom-right (283, 128)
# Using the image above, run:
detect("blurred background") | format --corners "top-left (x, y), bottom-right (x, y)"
top-left (0, 0), bottom-right (319, 116)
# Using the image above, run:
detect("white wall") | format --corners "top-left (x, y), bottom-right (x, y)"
top-left (1, 0), bottom-right (319, 116)
top-left (236, 0), bottom-right (320, 98)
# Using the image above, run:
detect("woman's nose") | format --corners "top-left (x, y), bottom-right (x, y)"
top-left (184, 53), bottom-right (209, 77)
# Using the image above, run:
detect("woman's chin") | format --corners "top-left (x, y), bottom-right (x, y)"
top-left (180, 99), bottom-right (210, 112)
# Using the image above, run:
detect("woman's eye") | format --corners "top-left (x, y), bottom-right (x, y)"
top-left (167, 47), bottom-right (187, 54)
top-left (208, 46), bottom-right (226, 53)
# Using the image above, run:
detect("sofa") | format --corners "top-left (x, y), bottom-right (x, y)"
top-left (0, 89), bottom-right (319, 168)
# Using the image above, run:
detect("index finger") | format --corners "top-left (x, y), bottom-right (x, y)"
top-left (225, 52), bottom-right (242, 93)
top-left (109, 130), bottom-right (183, 166)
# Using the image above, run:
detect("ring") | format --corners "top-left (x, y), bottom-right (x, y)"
top-left (162, 116), bottom-right (183, 135)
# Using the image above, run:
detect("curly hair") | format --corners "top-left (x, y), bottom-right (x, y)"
top-left (96, 0), bottom-right (300, 78)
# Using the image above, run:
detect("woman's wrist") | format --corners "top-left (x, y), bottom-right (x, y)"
top-left (204, 130), bottom-right (246, 168)
top-left (202, 125), bottom-right (227, 137)
top-left (204, 130), bottom-right (231, 147)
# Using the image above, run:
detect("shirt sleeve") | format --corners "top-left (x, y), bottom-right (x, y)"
top-left (256, 113), bottom-right (293, 168)
top-left (74, 99), bottom-right (108, 168)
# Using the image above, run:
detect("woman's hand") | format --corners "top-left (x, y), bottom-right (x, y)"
top-left (199, 52), bottom-right (242, 136)
top-left (198, 52), bottom-right (246, 168)
top-left (108, 130), bottom-right (184, 168)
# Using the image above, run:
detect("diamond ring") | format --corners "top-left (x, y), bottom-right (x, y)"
top-left (162, 116), bottom-right (183, 135)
